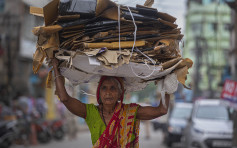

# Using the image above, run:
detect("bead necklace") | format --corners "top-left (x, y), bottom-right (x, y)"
top-left (101, 104), bottom-right (107, 126)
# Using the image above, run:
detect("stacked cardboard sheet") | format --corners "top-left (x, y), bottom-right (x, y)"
top-left (30, 0), bottom-right (193, 91)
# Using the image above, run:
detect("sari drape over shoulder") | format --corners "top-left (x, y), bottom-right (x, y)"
top-left (93, 103), bottom-right (140, 148)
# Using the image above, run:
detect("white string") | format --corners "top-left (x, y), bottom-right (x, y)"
top-left (126, 6), bottom-right (157, 79)
top-left (135, 47), bottom-right (156, 64)
top-left (80, 90), bottom-right (96, 97)
top-left (66, 82), bottom-right (96, 97)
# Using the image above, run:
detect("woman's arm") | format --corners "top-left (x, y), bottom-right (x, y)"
top-left (136, 94), bottom-right (170, 120)
top-left (52, 58), bottom-right (86, 118)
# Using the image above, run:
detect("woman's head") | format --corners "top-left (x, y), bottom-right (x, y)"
top-left (96, 76), bottom-right (124, 105)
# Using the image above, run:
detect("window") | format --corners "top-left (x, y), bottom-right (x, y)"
top-left (0, 0), bottom-right (5, 12)
top-left (207, 23), bottom-right (218, 32)
top-left (171, 107), bottom-right (193, 119)
top-left (210, 0), bottom-right (216, 3)
top-left (196, 105), bottom-right (229, 120)
top-left (191, 0), bottom-right (202, 4)
top-left (211, 23), bottom-right (218, 32)
top-left (224, 23), bottom-right (232, 31)
top-left (191, 23), bottom-right (202, 32)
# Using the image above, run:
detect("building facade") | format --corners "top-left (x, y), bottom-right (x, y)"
top-left (184, 0), bottom-right (232, 98)
top-left (0, 0), bottom-right (24, 104)
top-left (0, 0), bottom-right (47, 105)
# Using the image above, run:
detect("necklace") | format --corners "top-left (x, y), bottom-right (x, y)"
top-left (101, 103), bottom-right (117, 127)
top-left (101, 105), bottom-right (107, 126)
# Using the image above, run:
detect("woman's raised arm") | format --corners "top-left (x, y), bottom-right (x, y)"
top-left (52, 58), bottom-right (86, 118)
top-left (136, 94), bottom-right (170, 120)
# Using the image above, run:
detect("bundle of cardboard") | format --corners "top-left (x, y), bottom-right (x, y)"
top-left (30, 0), bottom-right (193, 92)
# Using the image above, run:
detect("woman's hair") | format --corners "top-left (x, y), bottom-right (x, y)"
top-left (105, 77), bottom-right (122, 95)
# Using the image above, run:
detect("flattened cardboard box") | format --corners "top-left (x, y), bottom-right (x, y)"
top-left (29, 0), bottom-right (193, 92)
top-left (30, 0), bottom-right (59, 26)
top-left (58, 54), bottom-right (184, 91)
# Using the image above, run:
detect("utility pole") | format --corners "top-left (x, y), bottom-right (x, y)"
top-left (194, 36), bottom-right (210, 98)
top-left (233, 1), bottom-right (237, 147)
top-left (6, 14), bottom-right (13, 107)
top-left (193, 36), bottom-right (202, 98)
top-left (226, 0), bottom-right (237, 147)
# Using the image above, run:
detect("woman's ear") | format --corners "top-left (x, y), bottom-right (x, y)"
top-left (118, 94), bottom-right (121, 101)
top-left (119, 90), bottom-right (125, 100)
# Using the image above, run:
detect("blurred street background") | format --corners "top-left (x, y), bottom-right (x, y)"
top-left (0, 0), bottom-right (237, 148)
top-left (11, 122), bottom-right (181, 148)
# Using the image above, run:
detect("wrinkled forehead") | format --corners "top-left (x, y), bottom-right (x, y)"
top-left (100, 77), bottom-right (119, 87)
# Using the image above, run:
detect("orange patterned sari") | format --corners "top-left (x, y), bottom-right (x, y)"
top-left (93, 103), bottom-right (140, 148)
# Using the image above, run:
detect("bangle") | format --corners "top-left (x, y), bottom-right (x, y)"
top-left (54, 75), bottom-right (63, 80)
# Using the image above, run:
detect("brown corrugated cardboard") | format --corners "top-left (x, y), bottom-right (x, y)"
top-left (30, 0), bottom-right (59, 26)
top-left (30, 0), bottom-right (193, 91)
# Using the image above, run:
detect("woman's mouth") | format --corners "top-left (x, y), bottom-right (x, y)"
top-left (105, 98), bottom-right (113, 101)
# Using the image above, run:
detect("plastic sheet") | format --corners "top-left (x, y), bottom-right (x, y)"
top-left (122, 11), bottom-right (158, 22)
top-left (135, 6), bottom-right (159, 18)
top-left (58, 0), bottom-right (97, 18)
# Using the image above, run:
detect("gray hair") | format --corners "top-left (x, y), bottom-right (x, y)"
top-left (112, 78), bottom-right (123, 95)
top-left (105, 77), bottom-right (123, 95)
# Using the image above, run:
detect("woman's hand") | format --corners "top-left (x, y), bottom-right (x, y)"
top-left (52, 58), bottom-right (61, 77)
top-left (136, 94), bottom-right (170, 120)
top-left (52, 58), bottom-right (59, 69)
top-left (52, 57), bottom-right (67, 101)
top-left (51, 57), bottom-right (87, 118)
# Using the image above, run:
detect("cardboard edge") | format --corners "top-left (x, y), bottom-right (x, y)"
top-left (43, 0), bottom-right (59, 26)
top-left (30, 6), bottom-right (44, 17)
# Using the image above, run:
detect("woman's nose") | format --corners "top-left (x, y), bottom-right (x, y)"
top-left (105, 89), bottom-right (111, 95)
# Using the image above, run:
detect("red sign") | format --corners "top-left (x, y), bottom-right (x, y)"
top-left (221, 80), bottom-right (237, 100)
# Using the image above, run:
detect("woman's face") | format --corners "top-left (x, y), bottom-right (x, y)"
top-left (99, 78), bottom-right (121, 106)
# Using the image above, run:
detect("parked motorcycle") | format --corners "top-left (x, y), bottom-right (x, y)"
top-left (34, 119), bottom-right (51, 143)
top-left (51, 119), bottom-right (65, 140)
top-left (34, 118), bottom-right (65, 143)
top-left (0, 120), bottom-right (17, 148)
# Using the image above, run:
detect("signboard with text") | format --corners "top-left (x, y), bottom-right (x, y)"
top-left (221, 80), bottom-right (237, 110)
top-left (221, 79), bottom-right (237, 99)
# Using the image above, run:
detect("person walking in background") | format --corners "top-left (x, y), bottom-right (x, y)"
top-left (183, 83), bottom-right (193, 102)
top-left (66, 110), bottom-right (78, 140)
top-left (15, 93), bottom-right (32, 146)
top-left (35, 95), bottom-right (47, 118)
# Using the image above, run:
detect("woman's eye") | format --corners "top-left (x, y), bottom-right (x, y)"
top-left (101, 86), bottom-right (106, 90)
top-left (111, 86), bottom-right (116, 91)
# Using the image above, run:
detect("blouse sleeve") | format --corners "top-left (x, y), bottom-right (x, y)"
top-left (85, 104), bottom-right (95, 125)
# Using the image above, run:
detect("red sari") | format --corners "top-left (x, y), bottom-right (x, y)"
top-left (93, 76), bottom-right (140, 148)
top-left (93, 102), bottom-right (140, 148)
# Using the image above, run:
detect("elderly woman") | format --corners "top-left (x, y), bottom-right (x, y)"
top-left (52, 58), bottom-right (170, 148)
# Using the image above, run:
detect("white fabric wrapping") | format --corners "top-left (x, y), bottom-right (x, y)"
top-left (158, 73), bottom-right (179, 108)
top-left (164, 73), bottom-right (179, 94)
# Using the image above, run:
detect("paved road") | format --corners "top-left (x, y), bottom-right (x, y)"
top-left (11, 122), bottom-right (182, 148)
